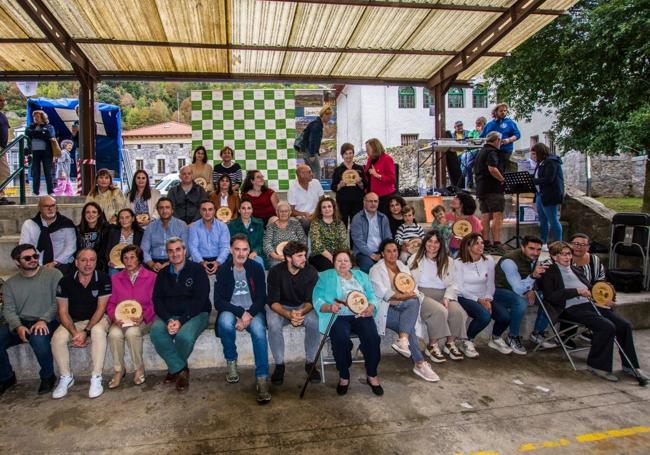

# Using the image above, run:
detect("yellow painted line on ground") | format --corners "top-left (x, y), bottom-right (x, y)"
top-left (575, 425), bottom-right (650, 443)
top-left (518, 438), bottom-right (571, 452)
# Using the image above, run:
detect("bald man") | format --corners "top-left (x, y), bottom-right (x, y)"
top-left (19, 196), bottom-right (76, 274)
top-left (168, 165), bottom-right (208, 224)
top-left (287, 164), bottom-right (324, 232)
top-left (350, 192), bottom-right (392, 273)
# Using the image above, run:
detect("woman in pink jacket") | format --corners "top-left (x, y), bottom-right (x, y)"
top-left (364, 138), bottom-right (396, 216)
top-left (106, 245), bottom-right (156, 388)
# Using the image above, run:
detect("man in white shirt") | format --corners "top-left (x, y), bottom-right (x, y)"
top-left (287, 164), bottom-right (324, 232)
top-left (19, 196), bottom-right (76, 274)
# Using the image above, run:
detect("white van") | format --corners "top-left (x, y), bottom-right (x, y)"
top-left (155, 173), bottom-right (180, 196)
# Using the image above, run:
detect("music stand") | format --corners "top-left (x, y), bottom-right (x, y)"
top-left (503, 171), bottom-right (536, 249)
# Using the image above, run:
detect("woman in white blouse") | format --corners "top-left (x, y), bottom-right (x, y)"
top-left (454, 233), bottom-right (508, 353)
top-left (408, 230), bottom-right (472, 363)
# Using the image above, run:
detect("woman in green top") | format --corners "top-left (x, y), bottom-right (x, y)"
top-left (228, 200), bottom-right (265, 269)
top-left (309, 196), bottom-right (349, 272)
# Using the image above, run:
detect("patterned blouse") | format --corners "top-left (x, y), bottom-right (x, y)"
top-left (133, 196), bottom-right (149, 215)
top-left (309, 218), bottom-right (348, 257)
top-left (263, 218), bottom-right (307, 268)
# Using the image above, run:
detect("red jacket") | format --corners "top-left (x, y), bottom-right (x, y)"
top-left (364, 153), bottom-right (396, 197)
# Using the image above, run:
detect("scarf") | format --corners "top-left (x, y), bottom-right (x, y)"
top-left (31, 213), bottom-right (75, 263)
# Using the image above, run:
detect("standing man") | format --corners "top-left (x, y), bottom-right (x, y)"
top-left (168, 165), bottom-right (207, 224)
top-left (287, 164), bottom-right (324, 232)
top-left (0, 244), bottom-right (62, 395)
top-left (266, 241), bottom-right (321, 386)
top-left (188, 199), bottom-right (230, 304)
top-left (19, 195), bottom-right (76, 274)
top-left (150, 237), bottom-right (210, 392)
top-left (141, 197), bottom-right (189, 272)
top-left (474, 132), bottom-right (506, 254)
top-left (350, 192), bottom-right (393, 273)
top-left (214, 234), bottom-right (271, 404)
top-left (51, 248), bottom-right (111, 399)
top-left (298, 105), bottom-right (333, 180)
top-left (0, 94), bottom-right (15, 205)
top-left (493, 236), bottom-right (549, 355)
top-left (481, 103), bottom-right (521, 167)
top-left (462, 116), bottom-right (487, 189)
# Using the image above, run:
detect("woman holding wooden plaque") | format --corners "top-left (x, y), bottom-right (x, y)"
top-left (263, 201), bottom-right (306, 269)
top-left (330, 143), bottom-right (365, 227)
top-left (210, 173), bottom-right (240, 221)
top-left (106, 245), bottom-right (157, 388)
top-left (104, 208), bottom-right (144, 276)
top-left (126, 170), bottom-right (161, 227)
top-left (313, 249), bottom-right (383, 396)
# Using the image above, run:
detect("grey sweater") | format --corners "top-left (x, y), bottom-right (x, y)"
top-left (2, 268), bottom-right (62, 330)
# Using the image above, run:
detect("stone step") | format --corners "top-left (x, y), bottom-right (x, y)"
top-left (0, 204), bottom-right (85, 236)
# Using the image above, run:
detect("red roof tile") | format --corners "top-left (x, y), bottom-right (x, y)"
top-left (122, 121), bottom-right (191, 138)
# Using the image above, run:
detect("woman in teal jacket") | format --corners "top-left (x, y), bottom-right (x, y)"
top-left (312, 249), bottom-right (383, 396)
top-left (227, 200), bottom-right (266, 269)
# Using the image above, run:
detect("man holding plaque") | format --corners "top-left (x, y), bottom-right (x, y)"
top-left (51, 248), bottom-right (112, 399)
top-left (150, 237), bottom-right (210, 392)
top-left (141, 198), bottom-right (189, 273)
top-left (350, 192), bottom-right (392, 273)
top-left (266, 241), bottom-right (321, 386)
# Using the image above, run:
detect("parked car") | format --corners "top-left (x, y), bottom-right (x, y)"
top-left (155, 173), bottom-right (179, 196)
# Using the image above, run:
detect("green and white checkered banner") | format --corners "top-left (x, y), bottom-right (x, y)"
top-left (191, 89), bottom-right (297, 191)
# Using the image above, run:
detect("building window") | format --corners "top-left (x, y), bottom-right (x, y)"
top-left (398, 87), bottom-right (416, 109)
top-left (157, 159), bottom-right (165, 174)
top-left (472, 84), bottom-right (488, 108)
top-left (135, 159), bottom-right (144, 171)
top-left (423, 89), bottom-right (433, 109)
top-left (401, 134), bottom-right (419, 146)
top-left (530, 135), bottom-right (539, 148)
top-left (544, 131), bottom-right (556, 155)
top-left (178, 158), bottom-right (186, 169)
top-left (159, 144), bottom-right (164, 149)
top-left (137, 144), bottom-right (141, 149)
top-left (179, 143), bottom-right (184, 148)
top-left (448, 88), bottom-right (464, 108)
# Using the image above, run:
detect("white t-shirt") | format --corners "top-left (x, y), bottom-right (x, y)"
top-left (287, 179), bottom-right (324, 214)
top-left (417, 257), bottom-right (446, 289)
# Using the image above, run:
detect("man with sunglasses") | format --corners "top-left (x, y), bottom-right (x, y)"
top-left (0, 244), bottom-right (62, 395)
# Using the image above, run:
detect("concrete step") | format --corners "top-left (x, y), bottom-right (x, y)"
top-left (0, 203), bottom-right (85, 236)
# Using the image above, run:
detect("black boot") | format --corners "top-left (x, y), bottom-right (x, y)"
top-left (305, 362), bottom-right (321, 383)
top-left (271, 364), bottom-right (285, 385)
top-left (38, 375), bottom-right (56, 395)
top-left (0, 373), bottom-right (17, 395)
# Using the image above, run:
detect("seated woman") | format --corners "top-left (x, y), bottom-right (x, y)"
top-left (228, 200), bottom-right (265, 269)
top-left (76, 202), bottom-right (110, 264)
top-left (106, 245), bottom-right (156, 388)
top-left (386, 195), bottom-right (406, 238)
top-left (313, 249), bottom-right (383, 395)
top-left (86, 168), bottom-right (127, 224)
top-left (538, 241), bottom-right (647, 382)
top-left (263, 201), bottom-right (306, 269)
top-left (408, 231), bottom-right (472, 362)
top-left (308, 196), bottom-right (348, 272)
top-left (446, 192), bottom-right (482, 256)
top-left (210, 174), bottom-right (240, 221)
top-left (126, 170), bottom-right (161, 227)
top-left (241, 170), bottom-right (279, 225)
top-left (454, 233), bottom-right (505, 353)
top-left (189, 146), bottom-right (214, 193)
top-left (104, 208), bottom-right (144, 276)
top-left (369, 240), bottom-right (439, 382)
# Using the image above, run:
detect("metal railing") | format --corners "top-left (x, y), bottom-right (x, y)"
top-left (0, 134), bottom-right (27, 205)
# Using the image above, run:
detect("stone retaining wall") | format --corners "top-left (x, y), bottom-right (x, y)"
top-left (563, 151), bottom-right (646, 197)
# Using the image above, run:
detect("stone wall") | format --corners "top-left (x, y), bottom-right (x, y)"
top-left (563, 151), bottom-right (646, 197)
top-left (560, 186), bottom-right (615, 246)
top-left (124, 143), bottom-right (192, 184)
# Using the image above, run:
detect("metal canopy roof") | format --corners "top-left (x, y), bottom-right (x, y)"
top-left (0, 0), bottom-right (577, 86)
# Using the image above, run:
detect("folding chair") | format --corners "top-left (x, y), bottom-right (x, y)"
top-left (319, 334), bottom-right (365, 383)
top-left (532, 290), bottom-right (589, 371)
top-left (609, 213), bottom-right (650, 291)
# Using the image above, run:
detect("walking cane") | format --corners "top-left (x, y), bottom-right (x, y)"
top-left (300, 312), bottom-right (337, 399)
top-left (588, 298), bottom-right (647, 387)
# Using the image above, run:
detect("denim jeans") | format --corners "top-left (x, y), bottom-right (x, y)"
top-left (536, 198), bottom-right (562, 244)
top-left (457, 296), bottom-right (492, 340)
top-left (217, 311), bottom-right (269, 377)
top-left (0, 319), bottom-right (59, 380)
top-left (355, 253), bottom-right (377, 274)
top-left (150, 312), bottom-right (208, 374)
top-left (385, 298), bottom-right (423, 362)
top-left (492, 288), bottom-right (528, 337)
top-left (266, 304), bottom-right (320, 364)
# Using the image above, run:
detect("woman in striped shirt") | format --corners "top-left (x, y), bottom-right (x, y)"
top-left (212, 146), bottom-right (243, 192)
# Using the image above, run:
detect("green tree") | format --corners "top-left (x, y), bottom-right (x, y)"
top-left (95, 83), bottom-right (121, 105)
top-left (485, 0), bottom-right (650, 211)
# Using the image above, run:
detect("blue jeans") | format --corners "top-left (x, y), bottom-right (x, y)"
top-left (217, 311), bottom-right (269, 377)
top-left (457, 296), bottom-right (492, 340)
top-left (355, 253), bottom-right (377, 274)
top-left (150, 312), bottom-right (208, 374)
top-left (31, 149), bottom-right (54, 195)
top-left (492, 288), bottom-right (528, 337)
top-left (536, 198), bottom-right (562, 243)
top-left (385, 298), bottom-right (423, 363)
top-left (0, 319), bottom-right (59, 380)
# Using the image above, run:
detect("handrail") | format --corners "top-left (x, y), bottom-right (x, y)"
top-left (0, 134), bottom-right (27, 205)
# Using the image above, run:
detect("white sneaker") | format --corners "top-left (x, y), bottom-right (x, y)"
top-left (413, 362), bottom-right (440, 382)
top-left (459, 340), bottom-right (479, 358)
top-left (488, 337), bottom-right (513, 355)
top-left (89, 375), bottom-right (104, 399)
top-left (507, 336), bottom-right (528, 355)
top-left (541, 244), bottom-right (549, 252)
top-left (530, 331), bottom-right (559, 349)
top-left (391, 338), bottom-right (411, 358)
top-left (52, 375), bottom-right (74, 399)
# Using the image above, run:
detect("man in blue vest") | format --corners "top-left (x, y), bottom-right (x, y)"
top-left (481, 103), bottom-right (521, 167)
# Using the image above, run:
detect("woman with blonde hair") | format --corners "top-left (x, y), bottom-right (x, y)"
top-left (299, 105), bottom-right (333, 180)
top-left (364, 138), bottom-right (396, 215)
top-left (26, 109), bottom-right (57, 195)
top-left (86, 168), bottom-right (127, 224)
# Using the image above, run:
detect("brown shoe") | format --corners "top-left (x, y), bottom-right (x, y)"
top-left (164, 372), bottom-right (179, 384)
top-left (175, 370), bottom-right (190, 392)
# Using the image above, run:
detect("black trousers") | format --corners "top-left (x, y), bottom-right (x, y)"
top-left (338, 198), bottom-right (363, 228)
top-left (309, 254), bottom-right (334, 272)
top-left (329, 315), bottom-right (381, 380)
top-left (562, 303), bottom-right (638, 372)
top-left (445, 151), bottom-right (463, 188)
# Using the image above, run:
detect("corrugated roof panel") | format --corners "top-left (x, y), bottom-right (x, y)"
top-left (543, 0), bottom-right (579, 9)
top-left (79, 44), bottom-right (117, 71)
top-left (154, 0), bottom-right (227, 44)
top-left (458, 56), bottom-right (500, 80)
top-left (491, 14), bottom-right (556, 52)
top-left (232, 0), bottom-right (296, 46)
top-left (404, 10), bottom-right (499, 51)
top-left (347, 7), bottom-right (429, 49)
top-left (171, 48), bottom-right (228, 73)
top-left (282, 52), bottom-right (340, 76)
top-left (371, 0), bottom-right (515, 6)
top-left (379, 54), bottom-right (450, 79)
top-left (330, 53), bottom-right (394, 77)
top-left (0, 0), bottom-right (45, 38)
top-left (288, 3), bottom-right (365, 48)
top-left (230, 50), bottom-right (284, 74)
top-left (92, 45), bottom-right (177, 72)
top-left (0, 43), bottom-right (70, 71)
top-left (0, 5), bottom-right (29, 38)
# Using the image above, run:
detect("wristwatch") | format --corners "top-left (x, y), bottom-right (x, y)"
top-left (84, 328), bottom-right (91, 336)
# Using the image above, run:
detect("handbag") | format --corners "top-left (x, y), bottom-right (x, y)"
top-left (51, 139), bottom-right (62, 158)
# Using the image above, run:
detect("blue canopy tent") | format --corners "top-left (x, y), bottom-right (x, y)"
top-left (26, 98), bottom-right (122, 181)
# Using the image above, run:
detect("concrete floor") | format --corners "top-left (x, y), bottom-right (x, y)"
top-left (1, 331), bottom-right (649, 455)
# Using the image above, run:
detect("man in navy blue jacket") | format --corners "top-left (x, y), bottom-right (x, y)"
top-left (150, 237), bottom-right (210, 392)
top-left (214, 234), bottom-right (271, 404)
top-left (481, 103), bottom-right (521, 166)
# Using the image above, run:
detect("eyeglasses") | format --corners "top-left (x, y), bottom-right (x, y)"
top-left (559, 252), bottom-right (572, 257)
top-left (571, 242), bottom-right (588, 248)
top-left (20, 254), bottom-right (39, 261)
top-left (41, 204), bottom-right (56, 209)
